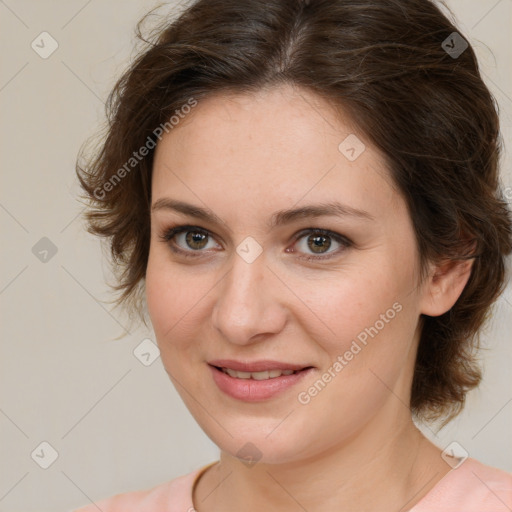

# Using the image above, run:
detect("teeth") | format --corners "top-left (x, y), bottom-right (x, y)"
top-left (225, 368), bottom-right (251, 379)
top-left (222, 368), bottom-right (296, 379)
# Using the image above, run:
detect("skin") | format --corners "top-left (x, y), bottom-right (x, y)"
top-left (145, 83), bottom-right (473, 512)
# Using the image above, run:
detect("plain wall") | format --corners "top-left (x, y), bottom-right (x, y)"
top-left (0, 1), bottom-right (511, 511)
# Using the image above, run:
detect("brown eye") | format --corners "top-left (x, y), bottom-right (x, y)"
top-left (291, 228), bottom-right (352, 261)
top-left (183, 230), bottom-right (209, 250)
top-left (160, 225), bottom-right (221, 257)
top-left (306, 233), bottom-right (332, 254)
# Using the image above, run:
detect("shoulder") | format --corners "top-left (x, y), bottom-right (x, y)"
top-left (72, 464), bottom-right (210, 512)
top-left (412, 458), bottom-right (512, 512)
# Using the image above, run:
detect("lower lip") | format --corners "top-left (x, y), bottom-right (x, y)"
top-left (209, 365), bottom-right (313, 402)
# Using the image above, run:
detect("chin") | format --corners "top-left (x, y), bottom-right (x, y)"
top-left (191, 410), bottom-right (318, 465)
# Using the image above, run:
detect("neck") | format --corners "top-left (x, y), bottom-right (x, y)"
top-left (193, 410), bottom-right (449, 512)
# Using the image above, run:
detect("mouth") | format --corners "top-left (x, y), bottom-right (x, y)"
top-left (217, 367), bottom-right (301, 380)
top-left (208, 359), bottom-right (313, 376)
top-left (207, 360), bottom-right (315, 401)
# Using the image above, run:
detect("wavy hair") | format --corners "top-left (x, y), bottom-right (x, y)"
top-left (76, 0), bottom-right (512, 423)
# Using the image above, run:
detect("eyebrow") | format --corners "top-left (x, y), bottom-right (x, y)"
top-left (151, 198), bottom-right (374, 231)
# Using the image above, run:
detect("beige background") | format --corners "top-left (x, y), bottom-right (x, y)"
top-left (0, 1), bottom-right (511, 511)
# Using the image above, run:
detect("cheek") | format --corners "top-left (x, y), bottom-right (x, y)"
top-left (291, 271), bottom-right (417, 446)
top-left (145, 251), bottom-right (193, 345)
top-left (145, 248), bottom-right (217, 362)
top-left (319, 266), bottom-right (419, 390)
top-left (290, 263), bottom-right (411, 356)
top-left (145, 254), bottom-right (173, 335)
top-left (289, 256), bottom-right (420, 414)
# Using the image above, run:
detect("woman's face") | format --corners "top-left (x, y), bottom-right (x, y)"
top-left (146, 84), bottom-right (429, 464)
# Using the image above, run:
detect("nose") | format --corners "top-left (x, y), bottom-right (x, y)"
top-left (211, 250), bottom-right (288, 346)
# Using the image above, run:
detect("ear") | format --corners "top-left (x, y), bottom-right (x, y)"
top-left (420, 258), bottom-right (474, 317)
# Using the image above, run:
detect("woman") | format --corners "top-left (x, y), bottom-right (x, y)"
top-left (74, 0), bottom-right (512, 510)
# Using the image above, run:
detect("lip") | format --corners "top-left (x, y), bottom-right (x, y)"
top-left (208, 359), bottom-right (310, 372)
top-left (208, 360), bottom-right (314, 402)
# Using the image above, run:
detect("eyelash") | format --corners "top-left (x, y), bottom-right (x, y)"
top-left (159, 224), bottom-right (352, 262)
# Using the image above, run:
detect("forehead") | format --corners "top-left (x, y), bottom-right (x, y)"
top-left (151, 84), bottom-right (401, 222)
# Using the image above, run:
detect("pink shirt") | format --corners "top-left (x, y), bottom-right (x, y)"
top-left (73, 458), bottom-right (512, 511)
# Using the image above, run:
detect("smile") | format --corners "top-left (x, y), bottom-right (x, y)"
top-left (208, 361), bottom-right (314, 401)
top-left (219, 367), bottom-right (296, 380)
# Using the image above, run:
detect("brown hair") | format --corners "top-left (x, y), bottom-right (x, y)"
top-left (76, 0), bottom-right (512, 423)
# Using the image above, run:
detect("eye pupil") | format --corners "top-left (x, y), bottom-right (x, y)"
top-left (186, 231), bottom-right (208, 250)
top-left (308, 234), bottom-right (331, 254)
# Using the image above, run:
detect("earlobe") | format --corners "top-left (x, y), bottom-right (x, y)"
top-left (420, 258), bottom-right (474, 317)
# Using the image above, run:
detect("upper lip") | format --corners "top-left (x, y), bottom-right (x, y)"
top-left (208, 359), bottom-right (312, 372)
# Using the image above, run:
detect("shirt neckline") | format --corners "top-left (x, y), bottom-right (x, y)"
top-left (190, 460), bottom-right (221, 508)
top-left (188, 458), bottom-right (471, 511)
